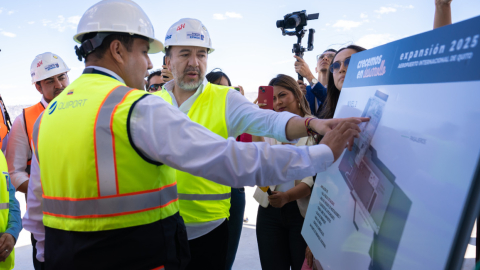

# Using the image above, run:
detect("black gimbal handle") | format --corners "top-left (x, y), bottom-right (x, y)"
top-left (295, 51), bottom-right (304, 81)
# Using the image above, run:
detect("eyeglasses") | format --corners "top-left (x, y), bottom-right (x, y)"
top-left (329, 57), bottom-right (351, 73)
top-left (317, 53), bottom-right (335, 62)
top-left (148, 83), bottom-right (164, 92)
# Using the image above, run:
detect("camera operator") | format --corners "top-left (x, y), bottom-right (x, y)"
top-left (294, 49), bottom-right (337, 117)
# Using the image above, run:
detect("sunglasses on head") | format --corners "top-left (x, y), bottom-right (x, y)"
top-left (329, 57), bottom-right (351, 73)
top-left (148, 83), bottom-right (164, 92)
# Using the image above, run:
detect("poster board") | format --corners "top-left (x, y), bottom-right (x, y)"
top-left (302, 15), bottom-right (480, 270)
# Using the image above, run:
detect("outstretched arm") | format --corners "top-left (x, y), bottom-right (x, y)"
top-left (434, 0), bottom-right (452, 29)
top-left (131, 95), bottom-right (362, 188)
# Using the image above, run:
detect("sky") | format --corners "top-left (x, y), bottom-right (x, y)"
top-left (0, 0), bottom-right (479, 105)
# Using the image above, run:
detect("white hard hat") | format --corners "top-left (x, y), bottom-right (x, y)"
top-left (164, 18), bottom-right (214, 53)
top-left (30, 52), bottom-right (70, 84)
top-left (73, 0), bottom-right (163, 60)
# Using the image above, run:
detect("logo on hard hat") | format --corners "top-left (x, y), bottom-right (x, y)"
top-left (37, 60), bottom-right (43, 68)
top-left (49, 101), bottom-right (57, 115)
top-left (31, 72), bottom-right (35, 78)
top-left (202, 25), bottom-right (207, 31)
top-left (187, 32), bottom-right (204, 41)
top-left (177, 24), bottom-right (185, 31)
top-left (165, 34), bottom-right (172, 40)
top-left (53, 55), bottom-right (58, 59)
top-left (45, 63), bottom-right (60, 71)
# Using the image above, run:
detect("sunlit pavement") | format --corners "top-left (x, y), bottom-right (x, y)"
top-left (13, 188), bottom-right (477, 270)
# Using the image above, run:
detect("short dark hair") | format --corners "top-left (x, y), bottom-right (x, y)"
top-left (205, 69), bottom-right (232, 86)
top-left (82, 33), bottom-right (136, 63)
top-left (147, 69), bottom-right (162, 88)
top-left (165, 46), bottom-right (172, 57)
top-left (324, 48), bottom-right (337, 53)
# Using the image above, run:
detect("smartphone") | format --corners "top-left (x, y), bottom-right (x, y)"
top-left (162, 56), bottom-right (168, 79)
top-left (258, 86), bottom-right (274, 110)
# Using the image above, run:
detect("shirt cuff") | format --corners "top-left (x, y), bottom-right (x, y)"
top-left (11, 176), bottom-right (28, 190)
top-left (310, 144), bottom-right (335, 172)
top-left (276, 112), bottom-right (300, 144)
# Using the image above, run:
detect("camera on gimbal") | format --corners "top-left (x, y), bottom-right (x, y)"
top-left (276, 11), bottom-right (318, 31)
top-left (276, 10), bottom-right (319, 80)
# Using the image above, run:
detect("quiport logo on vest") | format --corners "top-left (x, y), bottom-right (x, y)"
top-left (48, 101), bottom-right (57, 115)
top-left (49, 99), bottom-right (88, 115)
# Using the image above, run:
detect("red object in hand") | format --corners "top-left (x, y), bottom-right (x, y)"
top-left (258, 86), bottom-right (274, 110)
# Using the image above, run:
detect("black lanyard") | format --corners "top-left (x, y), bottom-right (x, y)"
top-left (83, 68), bottom-right (119, 82)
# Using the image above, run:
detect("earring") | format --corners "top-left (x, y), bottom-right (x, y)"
top-left (298, 103), bottom-right (301, 109)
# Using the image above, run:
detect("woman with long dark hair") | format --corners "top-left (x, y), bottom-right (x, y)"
top-left (319, 45), bottom-right (366, 119)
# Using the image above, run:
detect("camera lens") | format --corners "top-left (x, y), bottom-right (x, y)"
top-left (276, 20), bottom-right (284, 28)
top-left (285, 14), bottom-right (301, 28)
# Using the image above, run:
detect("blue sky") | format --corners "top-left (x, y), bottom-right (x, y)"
top-left (0, 0), bottom-right (479, 105)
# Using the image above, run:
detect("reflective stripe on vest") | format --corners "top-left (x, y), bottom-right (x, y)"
top-left (32, 112), bottom-right (43, 163)
top-left (23, 102), bottom-right (45, 176)
top-left (24, 102), bottom-right (45, 151)
top-left (94, 86), bottom-right (131, 197)
top-left (156, 83), bottom-right (231, 223)
top-left (43, 183), bottom-right (177, 218)
top-left (0, 153), bottom-right (15, 269)
top-left (0, 105), bottom-right (8, 150)
top-left (40, 86), bottom-right (177, 218)
top-left (37, 74), bottom-right (179, 231)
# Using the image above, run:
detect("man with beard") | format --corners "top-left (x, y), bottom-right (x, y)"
top-left (6, 52), bottom-right (70, 270)
top-left (294, 49), bottom-right (337, 116)
top-left (22, 1), bottom-right (367, 268)
top-left (157, 19), bottom-right (350, 270)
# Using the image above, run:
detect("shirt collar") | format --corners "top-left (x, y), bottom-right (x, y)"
top-left (40, 96), bottom-right (48, 107)
top-left (86, 66), bottom-right (126, 84)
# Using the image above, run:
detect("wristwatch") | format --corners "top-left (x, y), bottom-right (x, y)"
top-left (310, 78), bottom-right (318, 86)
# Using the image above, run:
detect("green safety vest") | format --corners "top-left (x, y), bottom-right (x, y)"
top-left (155, 83), bottom-right (231, 223)
top-left (33, 73), bottom-right (179, 232)
top-left (0, 152), bottom-right (14, 270)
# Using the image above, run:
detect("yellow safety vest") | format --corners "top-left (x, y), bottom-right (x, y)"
top-left (33, 73), bottom-right (179, 232)
top-left (155, 83), bottom-right (231, 223)
top-left (0, 153), bottom-right (14, 270)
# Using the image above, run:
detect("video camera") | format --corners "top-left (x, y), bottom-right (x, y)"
top-left (277, 10), bottom-right (319, 81)
top-left (276, 11), bottom-right (318, 30)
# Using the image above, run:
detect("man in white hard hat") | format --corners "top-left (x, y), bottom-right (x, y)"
top-left (155, 18), bottom-right (365, 270)
top-left (23, 1), bottom-right (366, 269)
top-left (6, 52), bottom-right (69, 270)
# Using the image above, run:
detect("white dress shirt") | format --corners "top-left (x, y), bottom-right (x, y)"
top-left (6, 96), bottom-right (48, 189)
top-left (23, 68), bottom-right (334, 261)
top-left (162, 78), bottom-right (301, 239)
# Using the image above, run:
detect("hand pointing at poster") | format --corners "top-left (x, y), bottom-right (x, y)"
top-left (320, 118), bottom-right (367, 161)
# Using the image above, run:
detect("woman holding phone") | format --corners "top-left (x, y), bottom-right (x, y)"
top-left (253, 74), bottom-right (318, 270)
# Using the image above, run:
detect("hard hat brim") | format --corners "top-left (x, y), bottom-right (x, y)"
top-left (148, 38), bottom-right (164, 54)
top-left (32, 68), bottom-right (71, 84)
top-left (74, 31), bottom-right (164, 54)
